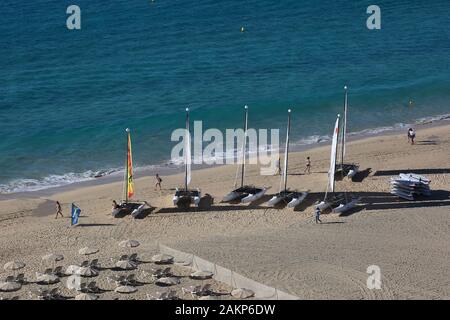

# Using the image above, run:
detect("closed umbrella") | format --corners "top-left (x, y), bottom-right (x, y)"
top-left (75, 293), bottom-right (98, 300)
top-left (78, 247), bottom-right (99, 255)
top-left (0, 281), bottom-right (21, 292)
top-left (151, 254), bottom-right (173, 264)
top-left (114, 285), bottom-right (137, 294)
top-left (77, 266), bottom-right (99, 277)
top-left (155, 277), bottom-right (180, 286)
top-left (115, 260), bottom-right (137, 270)
top-left (190, 270), bottom-right (213, 280)
top-left (231, 288), bottom-right (255, 299)
top-left (118, 240), bottom-right (140, 248)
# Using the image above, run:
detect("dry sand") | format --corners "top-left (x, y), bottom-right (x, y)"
top-left (0, 124), bottom-right (449, 300)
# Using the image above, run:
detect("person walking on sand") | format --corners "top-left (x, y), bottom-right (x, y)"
top-left (304, 157), bottom-right (311, 174)
top-left (112, 200), bottom-right (120, 210)
top-left (407, 128), bottom-right (416, 145)
top-left (315, 207), bottom-right (322, 224)
top-left (155, 173), bottom-right (162, 190)
top-left (55, 201), bottom-right (63, 219)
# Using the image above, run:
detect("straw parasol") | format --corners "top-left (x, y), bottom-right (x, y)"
top-left (78, 247), bottom-right (99, 255)
top-left (231, 288), bottom-right (255, 299)
top-left (4, 261), bottom-right (26, 272)
top-left (4, 261), bottom-right (26, 277)
top-left (65, 265), bottom-right (81, 276)
top-left (151, 254), bottom-right (173, 264)
top-left (42, 253), bottom-right (64, 263)
top-left (199, 295), bottom-right (219, 300)
top-left (114, 285), bottom-right (137, 294)
top-left (36, 273), bottom-right (59, 285)
top-left (190, 270), bottom-right (213, 280)
top-left (118, 240), bottom-right (140, 248)
top-left (115, 260), bottom-right (137, 270)
top-left (75, 293), bottom-right (98, 300)
top-left (0, 281), bottom-right (21, 292)
top-left (77, 266), bottom-right (99, 277)
top-left (42, 253), bottom-right (64, 269)
top-left (155, 277), bottom-right (180, 286)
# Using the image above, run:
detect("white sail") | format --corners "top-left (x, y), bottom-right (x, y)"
top-left (281, 109), bottom-right (291, 191)
top-left (185, 108), bottom-right (191, 187)
top-left (329, 115), bottom-right (340, 193)
top-left (240, 106), bottom-right (248, 186)
top-left (342, 86), bottom-right (348, 162)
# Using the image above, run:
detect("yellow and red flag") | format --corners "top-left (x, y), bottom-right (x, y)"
top-left (127, 130), bottom-right (134, 199)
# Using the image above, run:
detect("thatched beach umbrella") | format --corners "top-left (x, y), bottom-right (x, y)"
top-left (199, 295), bottom-right (219, 300)
top-left (118, 240), bottom-right (140, 248)
top-left (42, 253), bottom-right (64, 269)
top-left (114, 285), bottom-right (137, 294)
top-left (75, 293), bottom-right (98, 300)
top-left (151, 254), bottom-right (173, 264)
top-left (65, 265), bottom-right (81, 276)
top-left (190, 270), bottom-right (213, 280)
top-left (36, 273), bottom-right (59, 285)
top-left (4, 261), bottom-right (26, 272)
top-left (231, 288), bottom-right (255, 299)
top-left (0, 281), bottom-right (21, 292)
top-left (115, 260), bottom-right (137, 270)
top-left (77, 266), bottom-right (99, 277)
top-left (4, 261), bottom-right (26, 277)
top-left (155, 277), bottom-right (180, 286)
top-left (78, 247), bottom-right (99, 255)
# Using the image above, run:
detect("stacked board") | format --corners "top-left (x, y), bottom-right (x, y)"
top-left (390, 173), bottom-right (431, 200)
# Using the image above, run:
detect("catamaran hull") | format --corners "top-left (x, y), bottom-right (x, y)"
top-left (241, 188), bottom-right (267, 203)
top-left (173, 196), bottom-right (201, 207)
top-left (332, 198), bottom-right (360, 213)
top-left (399, 173), bottom-right (430, 184)
top-left (316, 201), bottom-right (331, 211)
top-left (222, 191), bottom-right (241, 203)
top-left (287, 192), bottom-right (308, 208)
top-left (267, 195), bottom-right (284, 206)
top-left (268, 192), bottom-right (308, 207)
top-left (347, 168), bottom-right (358, 179)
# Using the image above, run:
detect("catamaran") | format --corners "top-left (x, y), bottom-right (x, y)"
top-left (172, 108), bottom-right (201, 208)
top-left (222, 105), bottom-right (267, 203)
top-left (335, 86), bottom-right (359, 179)
top-left (317, 115), bottom-right (360, 213)
top-left (267, 109), bottom-right (308, 207)
top-left (112, 128), bottom-right (150, 218)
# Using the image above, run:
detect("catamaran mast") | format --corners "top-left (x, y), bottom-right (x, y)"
top-left (124, 128), bottom-right (130, 203)
top-left (185, 108), bottom-right (190, 191)
top-left (333, 116), bottom-right (340, 193)
top-left (341, 85), bottom-right (348, 167)
top-left (283, 109), bottom-right (291, 191)
top-left (240, 105), bottom-right (248, 188)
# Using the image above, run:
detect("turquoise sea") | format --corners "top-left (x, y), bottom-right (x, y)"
top-left (1, 0), bottom-right (449, 193)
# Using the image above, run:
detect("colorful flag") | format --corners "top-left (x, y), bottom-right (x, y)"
top-left (127, 130), bottom-right (134, 199)
top-left (71, 203), bottom-right (81, 226)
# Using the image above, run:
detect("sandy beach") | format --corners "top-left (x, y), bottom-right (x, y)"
top-left (0, 123), bottom-right (449, 300)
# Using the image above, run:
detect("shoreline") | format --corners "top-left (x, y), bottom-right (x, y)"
top-left (1, 114), bottom-right (449, 201)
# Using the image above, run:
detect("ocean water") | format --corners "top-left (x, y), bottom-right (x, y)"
top-left (1, 0), bottom-right (449, 193)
